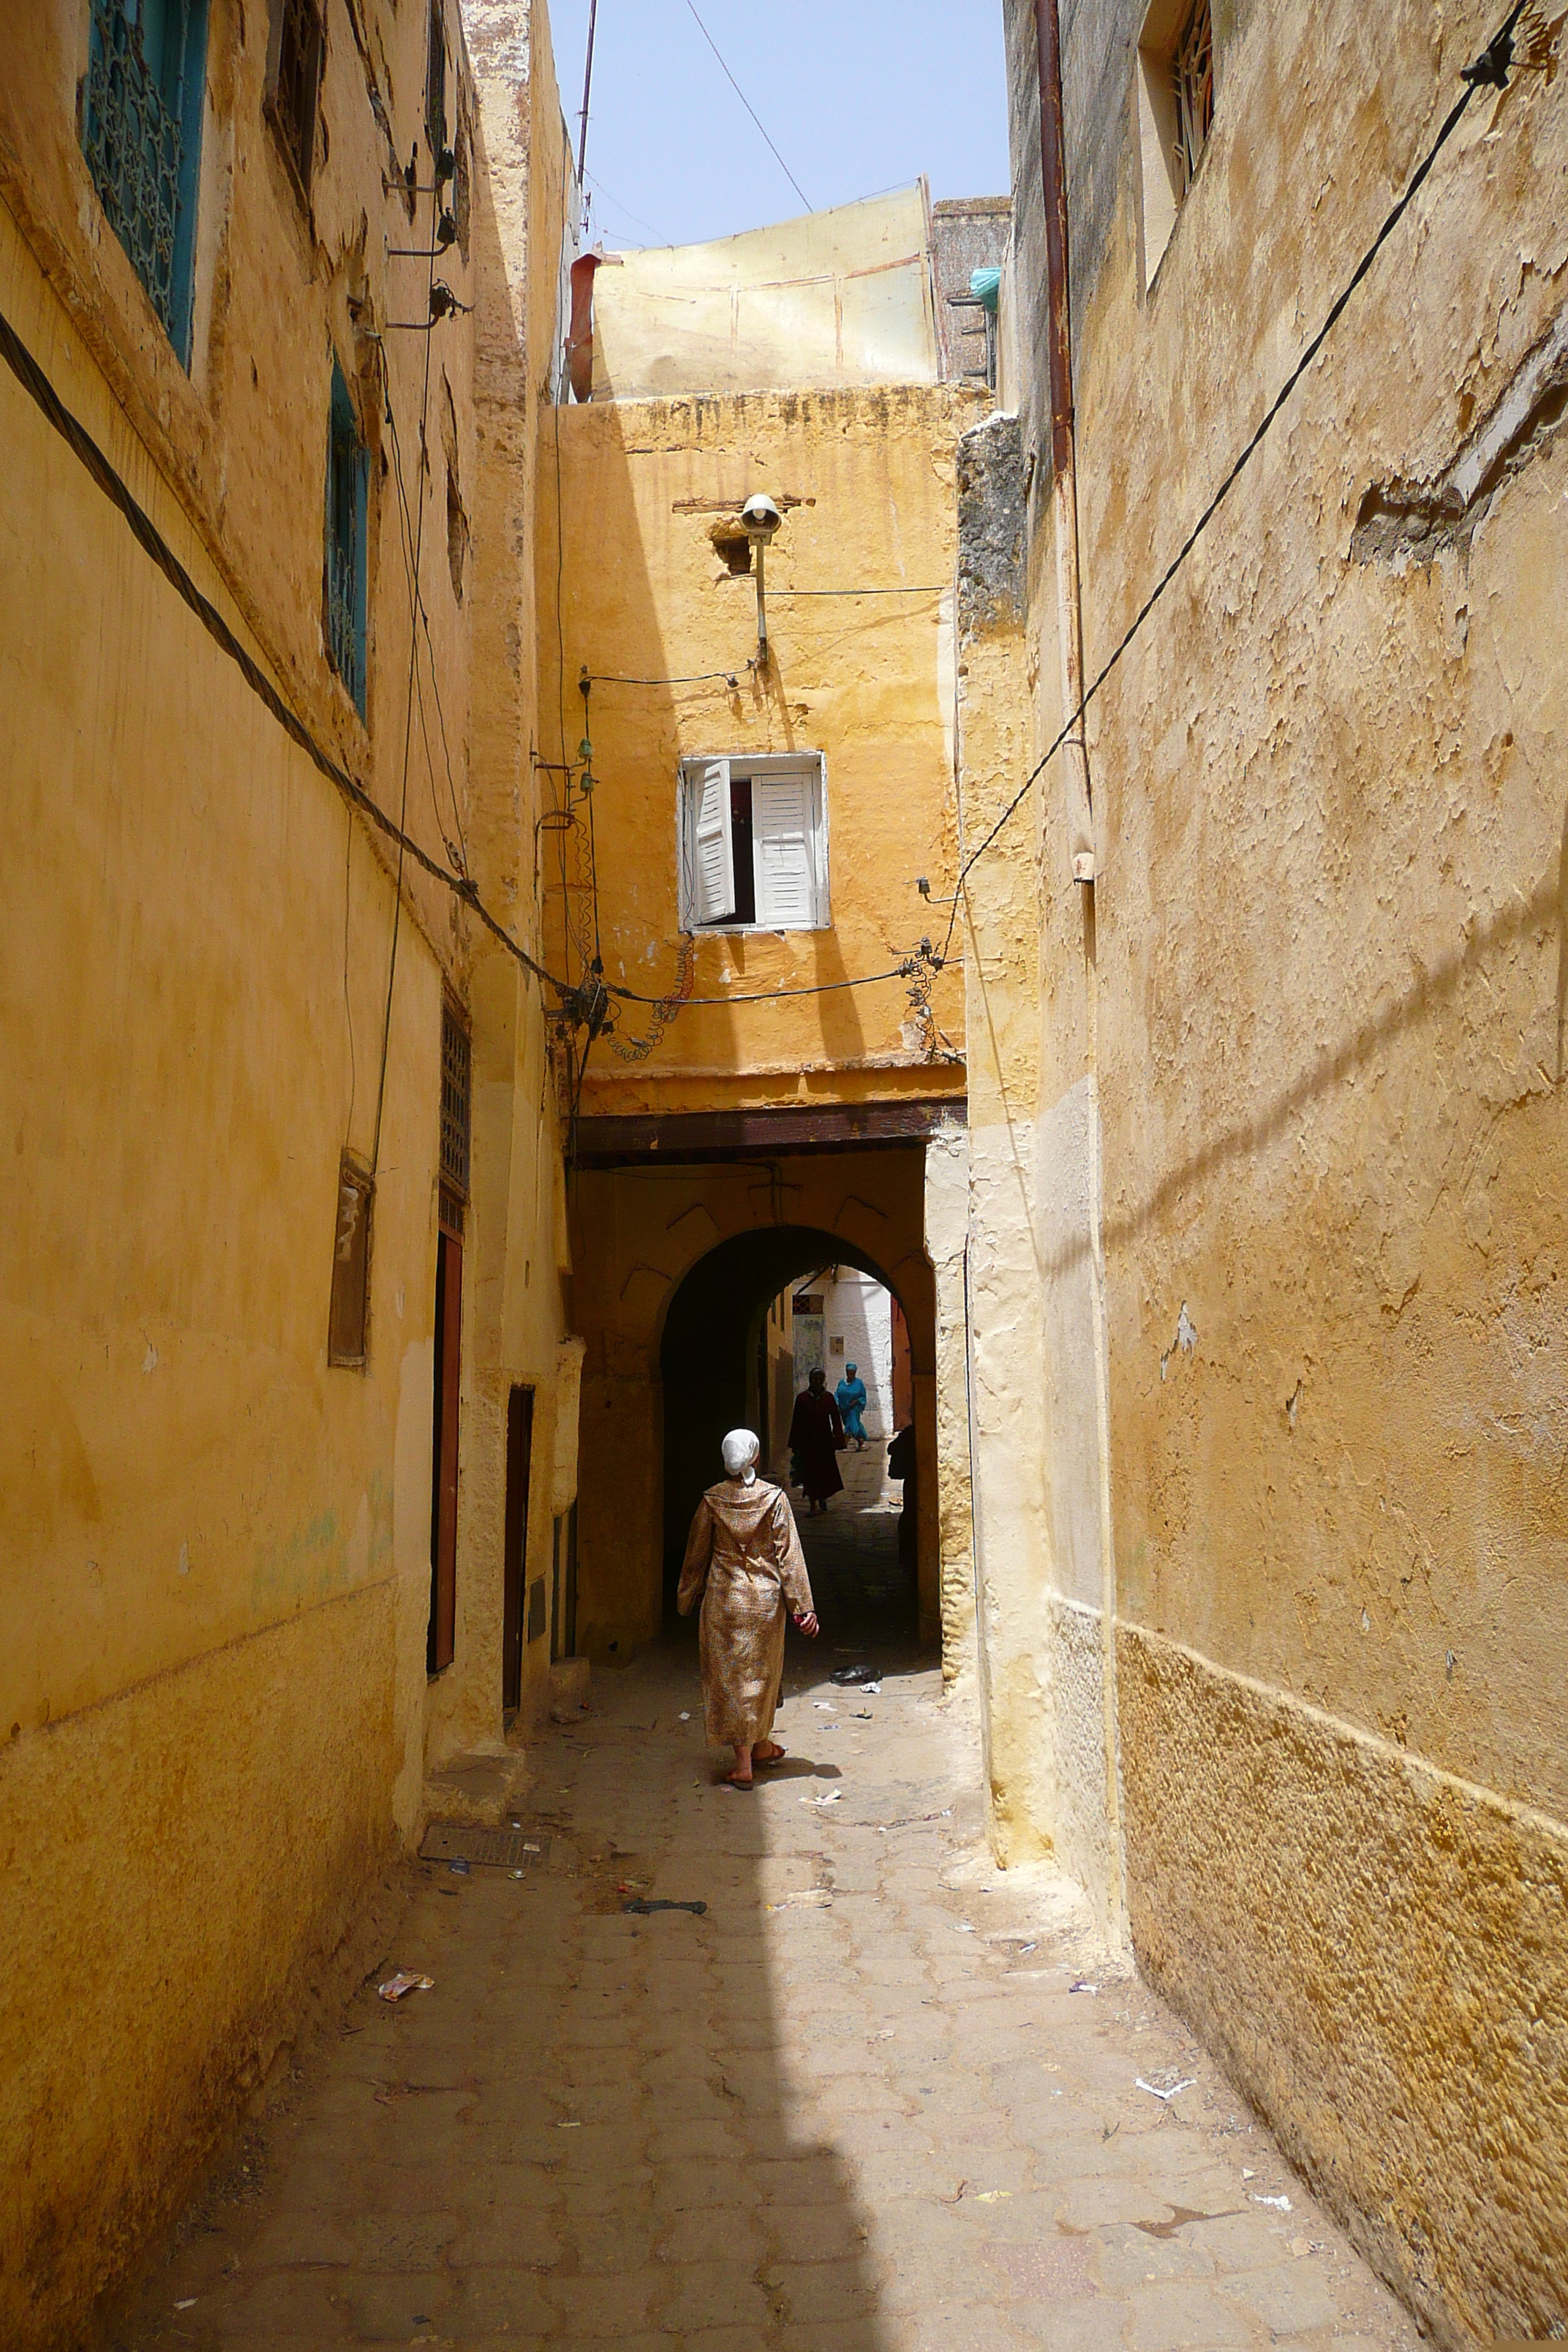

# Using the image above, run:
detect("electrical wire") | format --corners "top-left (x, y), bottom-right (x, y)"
top-left (684, 0), bottom-right (813, 213)
top-left (938, 0), bottom-right (1533, 965)
top-left (583, 167), bottom-right (670, 248)
top-left (768, 586), bottom-right (946, 598)
top-left (369, 167), bottom-right (443, 1177)
top-left (383, 374), bottom-right (470, 875)
top-left (588, 668), bottom-right (739, 685)
top-left (609, 962), bottom-right (921, 1009)
top-left (5, 10), bottom-right (1526, 1052)
top-left (0, 304), bottom-right (578, 1007)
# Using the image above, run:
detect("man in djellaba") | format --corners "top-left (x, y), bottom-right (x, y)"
top-left (678, 1428), bottom-right (818, 1789)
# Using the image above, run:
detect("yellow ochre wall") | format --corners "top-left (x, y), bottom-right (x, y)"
top-left (0, 3), bottom-right (576, 2341)
top-left (968, 0), bottom-right (1568, 2337)
top-left (542, 380), bottom-right (981, 1658)
top-left (542, 384), bottom-right (981, 1111)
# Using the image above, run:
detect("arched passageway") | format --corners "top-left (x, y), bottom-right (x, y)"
top-left (566, 1135), bottom-right (970, 1666)
top-left (657, 1224), bottom-right (913, 1632)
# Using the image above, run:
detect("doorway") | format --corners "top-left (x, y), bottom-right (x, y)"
top-left (502, 1384), bottom-right (534, 1713)
top-left (657, 1224), bottom-right (916, 1637)
top-left (551, 1504), bottom-right (578, 1665)
top-left (427, 1226), bottom-right (462, 1675)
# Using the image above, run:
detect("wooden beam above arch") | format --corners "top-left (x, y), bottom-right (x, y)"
top-left (572, 1097), bottom-right (966, 1169)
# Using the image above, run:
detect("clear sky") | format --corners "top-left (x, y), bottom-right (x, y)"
top-left (543, 0), bottom-right (1012, 252)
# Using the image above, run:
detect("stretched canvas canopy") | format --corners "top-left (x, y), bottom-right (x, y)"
top-left (591, 184), bottom-right (941, 398)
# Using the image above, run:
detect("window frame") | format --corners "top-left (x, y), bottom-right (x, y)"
top-left (1134, 0), bottom-right (1217, 298)
top-left (263, 0), bottom-right (325, 206)
top-left (676, 751), bottom-right (831, 935)
top-left (80, 0), bottom-right (210, 367)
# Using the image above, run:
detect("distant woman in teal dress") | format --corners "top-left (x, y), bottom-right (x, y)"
top-left (835, 1362), bottom-right (869, 1450)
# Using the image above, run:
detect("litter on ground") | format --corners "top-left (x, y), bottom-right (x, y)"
top-left (1137, 2076), bottom-right (1197, 2101)
top-left (1252, 2192), bottom-right (1292, 2210)
top-left (377, 1972), bottom-right (434, 2003)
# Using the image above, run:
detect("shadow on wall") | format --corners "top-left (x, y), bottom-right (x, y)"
top-left (657, 1223), bottom-right (908, 1622)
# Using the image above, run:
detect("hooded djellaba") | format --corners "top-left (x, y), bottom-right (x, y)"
top-left (677, 1428), bottom-right (818, 1787)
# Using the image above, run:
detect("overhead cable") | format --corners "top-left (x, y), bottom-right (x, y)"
top-left (0, 303), bottom-right (576, 1010)
top-left (611, 962), bottom-right (924, 1009)
top-left (939, 0), bottom-right (1534, 963)
top-left (589, 668), bottom-right (740, 685)
top-left (685, 1), bottom-right (813, 213)
top-left (768, 586), bottom-right (946, 598)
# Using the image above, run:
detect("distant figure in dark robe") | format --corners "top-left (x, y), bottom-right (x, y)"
top-left (888, 1422), bottom-right (918, 1565)
top-left (835, 1362), bottom-right (869, 1449)
top-left (789, 1369), bottom-right (845, 1514)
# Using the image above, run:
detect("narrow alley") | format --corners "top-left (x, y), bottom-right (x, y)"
top-left (7, 0), bottom-right (1566, 2341)
top-left (115, 1473), bottom-right (1416, 2351)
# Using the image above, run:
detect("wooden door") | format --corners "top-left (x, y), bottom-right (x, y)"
top-left (502, 1384), bottom-right (534, 1711)
top-left (427, 1230), bottom-right (462, 1673)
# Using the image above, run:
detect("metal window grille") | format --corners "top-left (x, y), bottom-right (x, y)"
top-left (325, 363), bottom-right (367, 715)
top-left (1172, 0), bottom-right (1215, 195)
top-left (83, 0), bottom-right (193, 349)
top-left (267, 0), bottom-right (323, 197)
top-left (440, 1006), bottom-right (472, 1206)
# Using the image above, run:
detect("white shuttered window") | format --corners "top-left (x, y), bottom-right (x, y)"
top-left (678, 754), bottom-right (829, 932)
top-left (690, 758), bottom-right (734, 927)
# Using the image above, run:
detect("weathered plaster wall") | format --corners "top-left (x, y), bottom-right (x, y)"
top-left (541, 384), bottom-right (982, 1115)
top-left (955, 409), bottom-right (1055, 1869)
top-left (429, 0), bottom-right (581, 1766)
top-left (1, 3), bottom-right (576, 2339)
top-left (924, 1122), bottom-right (976, 1677)
top-left (984, 0), bottom-right (1568, 2332)
top-left (547, 371), bottom-right (982, 1677)
top-left (0, 195), bottom-right (443, 2345)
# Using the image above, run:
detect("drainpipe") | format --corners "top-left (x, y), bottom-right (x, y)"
top-left (1034, 0), bottom-right (1095, 882)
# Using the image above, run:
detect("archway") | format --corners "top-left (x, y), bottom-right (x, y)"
top-left (657, 1224), bottom-right (911, 1629)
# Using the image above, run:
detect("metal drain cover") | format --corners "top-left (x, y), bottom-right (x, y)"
top-left (419, 1823), bottom-right (551, 1870)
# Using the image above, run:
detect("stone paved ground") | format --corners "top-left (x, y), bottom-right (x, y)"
top-left (118, 1497), bottom-right (1419, 2352)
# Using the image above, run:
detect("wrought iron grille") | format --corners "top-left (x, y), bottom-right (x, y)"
top-left (1172, 0), bottom-right (1215, 195)
top-left (83, 0), bottom-right (184, 340)
top-left (440, 1006), bottom-right (472, 1203)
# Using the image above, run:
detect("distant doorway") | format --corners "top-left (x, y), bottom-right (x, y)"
top-left (427, 1226), bottom-right (462, 1675)
top-left (657, 1224), bottom-right (917, 1638)
top-left (551, 1504), bottom-right (578, 1665)
top-left (502, 1384), bottom-right (534, 1712)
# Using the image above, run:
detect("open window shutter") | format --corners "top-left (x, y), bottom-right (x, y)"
top-left (689, 758), bottom-right (732, 924)
top-left (752, 769), bottom-right (817, 928)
